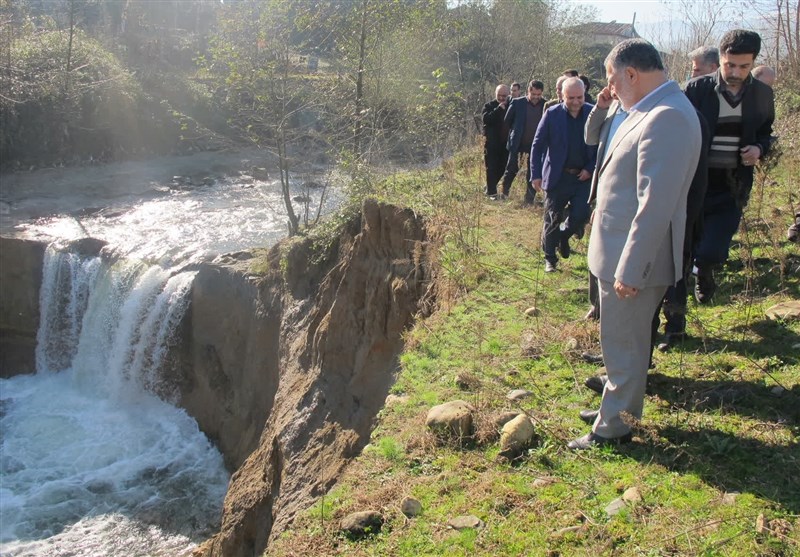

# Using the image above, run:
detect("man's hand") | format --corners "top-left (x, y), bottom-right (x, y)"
top-left (595, 87), bottom-right (613, 109)
top-left (532, 179), bottom-right (543, 192)
top-left (614, 280), bottom-right (638, 299)
top-left (578, 169), bottom-right (591, 181)
top-left (740, 145), bottom-right (761, 166)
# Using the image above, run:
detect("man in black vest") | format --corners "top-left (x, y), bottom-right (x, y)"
top-left (684, 29), bottom-right (775, 303)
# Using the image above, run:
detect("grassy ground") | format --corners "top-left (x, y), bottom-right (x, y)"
top-left (269, 139), bottom-right (800, 556)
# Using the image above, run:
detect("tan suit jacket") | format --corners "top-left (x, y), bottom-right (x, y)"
top-left (588, 81), bottom-right (701, 290)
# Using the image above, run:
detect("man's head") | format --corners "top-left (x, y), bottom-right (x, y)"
top-left (718, 30), bottom-right (761, 89)
top-left (495, 84), bottom-right (510, 103)
top-left (604, 39), bottom-right (666, 110)
top-left (563, 69), bottom-right (579, 77)
top-left (752, 65), bottom-right (776, 87)
top-left (688, 46), bottom-right (719, 78)
top-left (562, 77), bottom-right (585, 116)
top-left (554, 75), bottom-right (568, 101)
top-left (527, 80), bottom-right (544, 104)
top-left (511, 82), bottom-right (522, 98)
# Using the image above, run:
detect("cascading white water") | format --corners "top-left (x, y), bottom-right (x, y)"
top-left (0, 246), bottom-right (229, 556)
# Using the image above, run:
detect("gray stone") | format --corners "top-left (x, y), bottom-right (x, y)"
top-left (765, 300), bottom-right (800, 321)
top-left (532, 476), bottom-right (557, 488)
top-left (426, 400), bottom-right (475, 439)
top-left (385, 394), bottom-right (409, 406)
top-left (493, 411), bottom-right (520, 430)
top-left (448, 515), bottom-right (485, 530)
top-left (605, 497), bottom-right (627, 516)
top-left (506, 389), bottom-right (532, 401)
top-left (340, 510), bottom-right (383, 536)
top-left (565, 337), bottom-right (579, 351)
top-left (771, 386), bottom-right (785, 396)
top-left (400, 496), bottom-right (422, 517)
top-left (524, 306), bottom-right (539, 317)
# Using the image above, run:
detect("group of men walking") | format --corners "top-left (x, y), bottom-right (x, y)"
top-left (481, 30), bottom-right (776, 450)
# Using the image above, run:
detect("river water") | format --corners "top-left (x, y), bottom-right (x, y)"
top-left (0, 152), bottom-right (340, 555)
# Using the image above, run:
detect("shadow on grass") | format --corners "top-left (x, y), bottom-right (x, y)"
top-left (646, 372), bottom-right (800, 425)
top-left (622, 423), bottom-right (800, 514)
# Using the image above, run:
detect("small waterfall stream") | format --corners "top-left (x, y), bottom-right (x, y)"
top-left (1, 245), bottom-right (229, 556)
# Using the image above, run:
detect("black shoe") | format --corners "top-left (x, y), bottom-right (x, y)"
top-left (694, 270), bottom-right (716, 304)
top-left (584, 374), bottom-right (608, 395)
top-left (580, 351), bottom-right (604, 365)
top-left (579, 409), bottom-right (598, 424)
top-left (567, 431), bottom-right (632, 450)
top-left (789, 223), bottom-right (799, 243)
top-left (559, 234), bottom-right (571, 259)
top-left (545, 260), bottom-right (557, 273)
top-left (575, 225), bottom-right (585, 240)
top-left (657, 332), bottom-right (687, 352)
top-left (584, 306), bottom-right (599, 321)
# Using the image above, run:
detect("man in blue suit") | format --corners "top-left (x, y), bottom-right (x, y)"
top-left (501, 80), bottom-right (545, 203)
top-left (531, 77), bottom-right (597, 272)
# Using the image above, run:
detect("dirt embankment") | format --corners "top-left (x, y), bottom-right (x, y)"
top-left (183, 199), bottom-right (433, 556)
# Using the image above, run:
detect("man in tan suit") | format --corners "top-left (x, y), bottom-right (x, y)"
top-left (568, 39), bottom-right (702, 450)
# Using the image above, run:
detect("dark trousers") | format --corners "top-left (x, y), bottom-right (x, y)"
top-left (694, 189), bottom-right (743, 268)
top-left (661, 278), bottom-right (688, 334)
top-left (501, 147), bottom-right (536, 202)
top-left (542, 176), bottom-right (590, 263)
top-left (484, 145), bottom-right (508, 196)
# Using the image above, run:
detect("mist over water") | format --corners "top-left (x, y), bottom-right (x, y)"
top-left (1, 248), bottom-right (230, 556)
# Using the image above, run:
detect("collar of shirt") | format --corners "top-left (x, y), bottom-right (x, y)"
top-left (628, 80), bottom-right (673, 114)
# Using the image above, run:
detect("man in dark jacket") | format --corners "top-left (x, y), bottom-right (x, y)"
top-left (531, 77), bottom-right (597, 272)
top-left (500, 80), bottom-right (545, 203)
top-left (481, 84), bottom-right (510, 198)
top-left (684, 29), bottom-right (775, 303)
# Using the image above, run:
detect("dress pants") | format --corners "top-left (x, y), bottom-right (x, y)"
top-left (542, 175), bottom-right (590, 263)
top-left (484, 145), bottom-right (508, 196)
top-left (501, 148), bottom-right (536, 202)
top-left (694, 189), bottom-right (743, 268)
top-left (593, 279), bottom-right (667, 438)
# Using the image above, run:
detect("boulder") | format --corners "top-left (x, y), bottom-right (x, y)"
top-left (340, 510), bottom-right (383, 537)
top-left (426, 400), bottom-right (474, 440)
top-left (400, 497), bottom-right (422, 517)
top-left (448, 515), bottom-right (484, 530)
top-left (506, 389), bottom-right (532, 401)
top-left (499, 414), bottom-right (535, 458)
top-left (765, 300), bottom-right (800, 321)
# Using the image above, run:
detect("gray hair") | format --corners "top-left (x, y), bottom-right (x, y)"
top-left (562, 76), bottom-right (585, 93)
top-left (688, 46), bottom-right (719, 66)
top-left (605, 38), bottom-right (664, 72)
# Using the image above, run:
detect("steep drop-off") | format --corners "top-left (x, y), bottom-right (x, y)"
top-left (183, 199), bottom-right (432, 556)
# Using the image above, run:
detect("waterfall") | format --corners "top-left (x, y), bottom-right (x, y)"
top-left (1, 245), bottom-right (228, 557)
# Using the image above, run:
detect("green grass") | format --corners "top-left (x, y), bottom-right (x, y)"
top-left (269, 139), bottom-right (800, 556)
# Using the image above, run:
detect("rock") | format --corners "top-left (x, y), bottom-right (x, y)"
top-left (605, 497), bottom-right (627, 516)
top-left (554, 525), bottom-right (582, 537)
top-left (565, 337), bottom-right (579, 351)
top-left (400, 497), bottom-right (422, 517)
top-left (499, 414), bottom-right (535, 458)
top-left (506, 389), bottom-right (532, 401)
top-left (65, 237), bottom-right (107, 257)
top-left (756, 513), bottom-right (767, 534)
top-left (448, 515), bottom-right (485, 530)
top-left (622, 487), bottom-right (642, 503)
top-left (455, 372), bottom-right (480, 390)
top-left (292, 194), bottom-right (312, 203)
top-left (524, 306), bottom-right (539, 317)
top-left (765, 300), bottom-right (800, 321)
top-left (426, 400), bottom-right (475, 440)
top-left (721, 492), bottom-right (739, 505)
top-left (493, 411), bottom-right (519, 430)
top-left (793, 343), bottom-right (800, 350)
top-left (532, 477), bottom-right (557, 488)
top-left (385, 394), bottom-right (409, 406)
top-left (340, 510), bottom-right (383, 537)
top-left (771, 386), bottom-right (785, 396)
top-left (238, 174), bottom-right (255, 184)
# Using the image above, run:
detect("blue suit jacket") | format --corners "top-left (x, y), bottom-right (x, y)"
top-left (504, 96), bottom-right (544, 154)
top-left (530, 103), bottom-right (597, 192)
